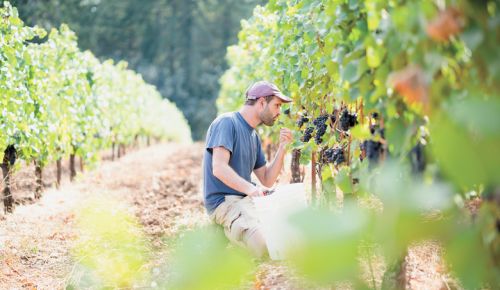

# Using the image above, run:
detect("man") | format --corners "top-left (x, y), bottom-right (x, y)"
top-left (203, 81), bottom-right (293, 258)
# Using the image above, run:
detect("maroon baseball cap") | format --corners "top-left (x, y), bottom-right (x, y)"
top-left (245, 81), bottom-right (292, 103)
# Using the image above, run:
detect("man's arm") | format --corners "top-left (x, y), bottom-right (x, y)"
top-left (253, 128), bottom-right (293, 188)
top-left (212, 146), bottom-right (264, 197)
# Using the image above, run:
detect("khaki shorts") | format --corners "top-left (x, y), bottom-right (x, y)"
top-left (210, 195), bottom-right (262, 250)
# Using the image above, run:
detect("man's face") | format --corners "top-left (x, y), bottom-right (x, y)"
top-left (259, 97), bottom-right (283, 126)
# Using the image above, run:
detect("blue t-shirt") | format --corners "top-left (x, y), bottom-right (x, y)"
top-left (203, 112), bottom-right (267, 214)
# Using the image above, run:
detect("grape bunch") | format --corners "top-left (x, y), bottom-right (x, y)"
top-left (284, 108), bottom-right (290, 115)
top-left (361, 140), bottom-right (383, 164)
top-left (330, 109), bottom-right (337, 126)
top-left (312, 114), bottom-right (329, 126)
top-left (339, 109), bottom-right (358, 131)
top-left (301, 126), bottom-right (314, 142)
top-left (313, 114), bottom-right (329, 144)
top-left (409, 142), bottom-right (425, 173)
top-left (369, 124), bottom-right (385, 139)
top-left (296, 115), bottom-right (309, 128)
top-left (315, 125), bottom-right (327, 144)
top-left (323, 147), bottom-right (345, 165)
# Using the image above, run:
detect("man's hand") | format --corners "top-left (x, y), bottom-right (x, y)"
top-left (247, 186), bottom-right (265, 197)
top-left (279, 128), bottom-right (293, 148)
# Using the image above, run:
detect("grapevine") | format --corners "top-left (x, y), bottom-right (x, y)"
top-left (0, 2), bottom-right (191, 212)
top-left (218, 0), bottom-right (500, 287)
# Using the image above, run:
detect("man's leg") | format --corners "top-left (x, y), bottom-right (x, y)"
top-left (243, 227), bottom-right (267, 258)
top-left (211, 195), bottom-right (268, 258)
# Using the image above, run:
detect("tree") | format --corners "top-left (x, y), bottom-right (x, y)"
top-left (11, 0), bottom-right (265, 140)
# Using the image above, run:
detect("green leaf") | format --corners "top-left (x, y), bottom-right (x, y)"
top-left (351, 123), bottom-right (371, 140)
top-left (385, 116), bottom-right (408, 157)
top-left (461, 26), bottom-right (484, 51)
top-left (430, 112), bottom-right (488, 188)
top-left (167, 226), bottom-right (254, 290)
top-left (335, 167), bottom-right (352, 194)
top-left (288, 204), bottom-right (370, 284)
top-left (366, 45), bottom-right (383, 68)
top-left (446, 97), bottom-right (500, 136)
top-left (445, 227), bottom-right (490, 289)
top-left (341, 60), bottom-right (360, 83)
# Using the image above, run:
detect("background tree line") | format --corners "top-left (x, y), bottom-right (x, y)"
top-left (11, 0), bottom-right (264, 140)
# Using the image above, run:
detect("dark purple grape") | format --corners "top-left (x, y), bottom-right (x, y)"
top-left (364, 140), bottom-right (383, 164)
top-left (409, 142), bottom-right (426, 173)
top-left (316, 124), bottom-right (327, 136)
top-left (313, 114), bottom-right (329, 126)
top-left (339, 109), bottom-right (357, 131)
top-left (330, 114), bottom-right (336, 125)
top-left (301, 126), bottom-right (314, 142)
top-left (333, 148), bottom-right (345, 165)
top-left (369, 124), bottom-right (385, 139)
top-left (323, 148), bottom-right (334, 162)
top-left (311, 115), bottom-right (329, 144)
top-left (340, 110), bottom-right (350, 131)
top-left (296, 116), bottom-right (310, 128)
top-left (322, 147), bottom-right (345, 165)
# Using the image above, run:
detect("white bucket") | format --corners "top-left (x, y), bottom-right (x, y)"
top-left (252, 183), bottom-right (308, 260)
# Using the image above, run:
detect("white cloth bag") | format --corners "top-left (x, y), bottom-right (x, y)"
top-left (252, 183), bottom-right (308, 260)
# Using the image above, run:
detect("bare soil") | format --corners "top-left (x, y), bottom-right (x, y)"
top-left (0, 143), bottom-right (453, 289)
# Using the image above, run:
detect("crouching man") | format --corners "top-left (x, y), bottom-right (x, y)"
top-left (202, 81), bottom-right (293, 258)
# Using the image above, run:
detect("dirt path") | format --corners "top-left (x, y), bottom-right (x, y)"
top-left (0, 143), bottom-right (209, 289)
top-left (0, 142), bottom-right (452, 290)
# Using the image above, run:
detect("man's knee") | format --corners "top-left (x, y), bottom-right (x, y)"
top-left (245, 229), bottom-right (268, 258)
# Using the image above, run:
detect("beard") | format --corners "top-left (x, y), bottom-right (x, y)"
top-left (259, 107), bottom-right (278, 126)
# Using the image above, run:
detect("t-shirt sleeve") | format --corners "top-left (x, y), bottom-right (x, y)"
top-left (206, 117), bottom-right (234, 154)
top-left (254, 137), bottom-right (267, 169)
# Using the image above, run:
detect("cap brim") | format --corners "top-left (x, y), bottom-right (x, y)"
top-left (275, 92), bottom-right (292, 103)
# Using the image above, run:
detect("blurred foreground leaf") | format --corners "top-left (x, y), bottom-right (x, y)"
top-left (166, 225), bottom-right (255, 290)
top-left (70, 197), bottom-right (150, 288)
top-left (287, 204), bottom-right (371, 285)
top-left (368, 161), bottom-right (455, 259)
top-left (430, 98), bottom-right (500, 189)
top-left (445, 226), bottom-right (492, 289)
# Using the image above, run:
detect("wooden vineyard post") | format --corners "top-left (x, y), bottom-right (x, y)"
top-left (79, 156), bottom-right (84, 172)
top-left (69, 153), bottom-right (76, 181)
top-left (1, 145), bottom-right (16, 213)
top-left (112, 141), bottom-right (116, 161)
top-left (122, 144), bottom-right (126, 156)
top-left (311, 151), bottom-right (317, 203)
top-left (263, 138), bottom-right (273, 163)
top-left (56, 158), bottom-right (62, 189)
top-left (347, 134), bottom-right (352, 166)
top-left (291, 149), bottom-right (302, 183)
top-left (380, 115), bottom-right (387, 163)
top-left (34, 160), bottom-right (43, 199)
top-left (117, 144), bottom-right (122, 158)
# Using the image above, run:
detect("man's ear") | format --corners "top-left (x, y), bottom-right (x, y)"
top-left (258, 97), bottom-right (266, 108)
